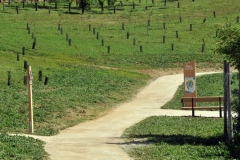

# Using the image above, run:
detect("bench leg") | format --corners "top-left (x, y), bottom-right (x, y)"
top-left (219, 107), bottom-right (222, 118)
top-left (192, 98), bottom-right (195, 117)
top-left (219, 98), bottom-right (222, 118)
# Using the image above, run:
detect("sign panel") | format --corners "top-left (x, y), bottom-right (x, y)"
top-left (185, 77), bottom-right (195, 93)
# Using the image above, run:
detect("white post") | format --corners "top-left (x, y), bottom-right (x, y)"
top-left (27, 66), bottom-right (34, 133)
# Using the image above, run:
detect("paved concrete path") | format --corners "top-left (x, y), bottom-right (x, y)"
top-left (24, 72), bottom-right (222, 160)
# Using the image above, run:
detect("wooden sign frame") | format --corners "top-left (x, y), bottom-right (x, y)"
top-left (183, 61), bottom-right (196, 107)
top-left (27, 66), bottom-right (34, 133)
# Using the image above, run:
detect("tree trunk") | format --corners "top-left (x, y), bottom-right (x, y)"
top-left (82, 6), bottom-right (85, 14)
top-left (55, 2), bottom-right (57, 9)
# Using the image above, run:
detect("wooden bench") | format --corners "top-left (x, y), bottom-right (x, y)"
top-left (181, 96), bottom-right (224, 117)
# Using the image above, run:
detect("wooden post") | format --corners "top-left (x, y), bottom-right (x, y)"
top-left (176, 31), bottom-right (179, 38)
top-left (24, 75), bottom-right (27, 85)
top-left (60, 28), bottom-right (63, 35)
top-left (32, 40), bottom-right (36, 49)
top-left (89, 24), bottom-right (91, 31)
top-left (66, 33), bottom-right (68, 41)
top-left (44, 77), bottom-right (49, 85)
top-left (24, 60), bottom-right (28, 70)
top-left (27, 66), bottom-right (34, 133)
top-left (122, 23), bottom-right (124, 30)
top-left (127, 32), bottom-right (129, 39)
top-left (7, 71), bottom-right (11, 86)
top-left (101, 39), bottom-right (104, 46)
top-left (17, 53), bottom-right (20, 61)
top-left (22, 47), bottom-right (25, 55)
top-left (140, 46), bottom-right (143, 52)
top-left (171, 44), bottom-right (174, 51)
top-left (183, 61), bottom-right (196, 107)
top-left (28, 27), bottom-right (31, 34)
top-left (190, 24), bottom-right (192, 31)
top-left (38, 70), bottom-right (42, 81)
top-left (201, 44), bottom-right (205, 52)
top-left (96, 32), bottom-right (99, 39)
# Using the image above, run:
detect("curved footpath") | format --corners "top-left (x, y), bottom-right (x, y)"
top-left (25, 72), bottom-right (222, 160)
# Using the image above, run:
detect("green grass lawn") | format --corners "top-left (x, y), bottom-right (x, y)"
top-left (123, 116), bottom-right (229, 159)
top-left (0, 0), bottom-right (239, 159)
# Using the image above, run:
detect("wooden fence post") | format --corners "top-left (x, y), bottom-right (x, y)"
top-left (17, 53), bottom-right (20, 61)
top-left (38, 70), bottom-right (42, 81)
top-left (140, 46), bottom-right (142, 52)
top-left (101, 39), bottom-right (104, 46)
top-left (22, 47), bottom-right (25, 55)
top-left (27, 66), bottom-right (34, 133)
top-left (44, 77), bottom-right (49, 85)
top-left (24, 75), bottom-right (27, 85)
top-left (89, 24), bottom-right (91, 31)
top-left (7, 71), bottom-right (11, 86)
top-left (66, 34), bottom-right (68, 41)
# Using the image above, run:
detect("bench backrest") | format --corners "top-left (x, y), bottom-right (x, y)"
top-left (181, 96), bottom-right (224, 103)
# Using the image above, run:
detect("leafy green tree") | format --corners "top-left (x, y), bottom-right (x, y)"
top-left (217, 25), bottom-right (240, 128)
top-left (216, 25), bottom-right (240, 157)
top-left (77, 0), bottom-right (89, 14)
top-left (107, 0), bottom-right (116, 7)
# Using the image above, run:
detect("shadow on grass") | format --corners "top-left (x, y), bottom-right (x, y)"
top-left (115, 134), bottom-right (224, 146)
